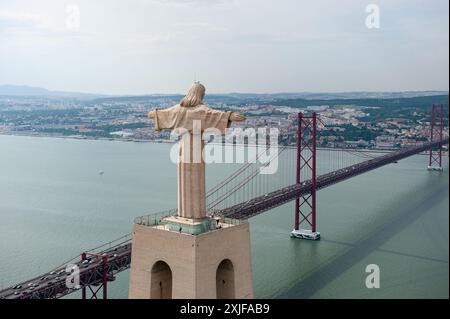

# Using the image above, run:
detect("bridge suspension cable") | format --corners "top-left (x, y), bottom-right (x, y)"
top-left (48, 233), bottom-right (132, 272)
top-left (205, 117), bottom-right (298, 198)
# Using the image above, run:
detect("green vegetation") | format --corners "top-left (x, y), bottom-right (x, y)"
top-left (268, 94), bottom-right (449, 110)
top-left (321, 124), bottom-right (382, 141)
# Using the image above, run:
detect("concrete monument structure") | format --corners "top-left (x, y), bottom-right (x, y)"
top-left (128, 82), bottom-right (254, 299)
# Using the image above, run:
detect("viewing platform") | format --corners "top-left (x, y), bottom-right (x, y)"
top-left (134, 209), bottom-right (246, 235)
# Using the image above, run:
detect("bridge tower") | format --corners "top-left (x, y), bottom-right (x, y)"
top-left (428, 104), bottom-right (444, 171)
top-left (291, 112), bottom-right (320, 240)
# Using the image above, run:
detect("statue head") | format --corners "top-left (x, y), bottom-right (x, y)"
top-left (180, 81), bottom-right (205, 108)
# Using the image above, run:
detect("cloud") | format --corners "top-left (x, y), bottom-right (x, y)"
top-left (149, 0), bottom-right (229, 6)
top-left (0, 9), bottom-right (92, 42)
top-left (0, 11), bottom-right (49, 32)
top-left (0, 0), bottom-right (447, 94)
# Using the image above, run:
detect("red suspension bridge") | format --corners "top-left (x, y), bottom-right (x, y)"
top-left (0, 105), bottom-right (448, 299)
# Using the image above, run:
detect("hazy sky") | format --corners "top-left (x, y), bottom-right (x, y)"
top-left (0, 0), bottom-right (448, 94)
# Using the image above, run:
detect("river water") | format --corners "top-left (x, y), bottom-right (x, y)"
top-left (0, 135), bottom-right (448, 298)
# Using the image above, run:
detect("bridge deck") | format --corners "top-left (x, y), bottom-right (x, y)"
top-left (216, 139), bottom-right (449, 219)
top-left (0, 242), bottom-right (131, 299)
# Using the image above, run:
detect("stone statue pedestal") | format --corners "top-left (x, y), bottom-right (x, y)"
top-left (128, 217), bottom-right (254, 299)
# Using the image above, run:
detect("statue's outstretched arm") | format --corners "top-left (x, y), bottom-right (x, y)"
top-left (148, 110), bottom-right (156, 119)
top-left (230, 112), bottom-right (246, 122)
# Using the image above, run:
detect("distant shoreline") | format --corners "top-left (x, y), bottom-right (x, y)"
top-left (1, 132), bottom-right (445, 157)
top-left (0, 132), bottom-right (174, 144)
top-left (0, 132), bottom-right (410, 154)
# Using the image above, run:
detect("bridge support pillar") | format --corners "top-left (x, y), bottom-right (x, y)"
top-left (428, 104), bottom-right (444, 171)
top-left (128, 218), bottom-right (253, 299)
top-left (292, 112), bottom-right (320, 240)
top-left (81, 252), bottom-right (109, 299)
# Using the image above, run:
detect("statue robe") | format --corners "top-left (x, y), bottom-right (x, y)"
top-left (153, 104), bottom-right (232, 220)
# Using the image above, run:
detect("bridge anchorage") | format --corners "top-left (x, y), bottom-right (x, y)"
top-left (291, 112), bottom-right (320, 240)
top-left (428, 104), bottom-right (445, 171)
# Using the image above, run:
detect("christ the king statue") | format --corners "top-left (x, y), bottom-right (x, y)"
top-left (148, 82), bottom-right (245, 220)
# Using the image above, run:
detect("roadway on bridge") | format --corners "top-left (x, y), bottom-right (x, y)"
top-left (0, 243), bottom-right (131, 299)
top-left (217, 139), bottom-right (449, 219)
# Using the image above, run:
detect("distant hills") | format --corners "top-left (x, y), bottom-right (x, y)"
top-left (257, 91), bottom-right (449, 100)
top-left (269, 94), bottom-right (449, 110)
top-left (0, 84), bottom-right (447, 101)
top-left (0, 85), bottom-right (105, 99)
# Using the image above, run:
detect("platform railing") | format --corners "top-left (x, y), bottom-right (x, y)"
top-left (133, 209), bottom-right (178, 226)
top-left (134, 209), bottom-right (247, 228)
